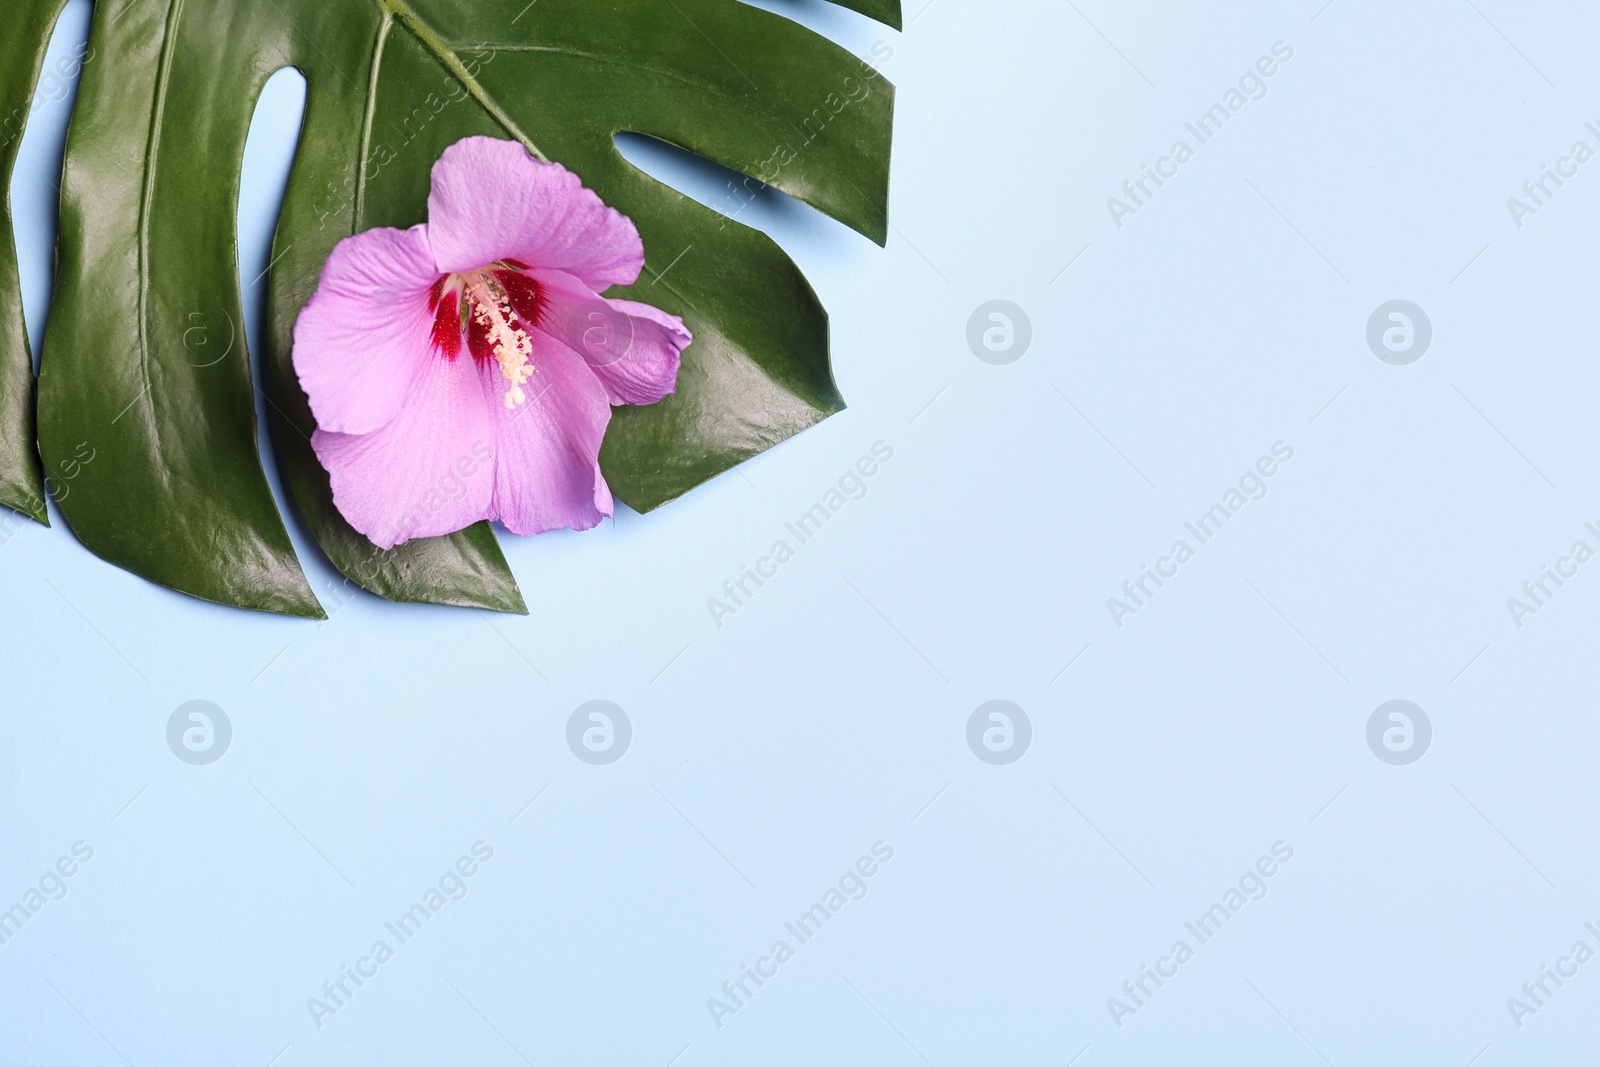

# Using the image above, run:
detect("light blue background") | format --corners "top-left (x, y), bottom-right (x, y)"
top-left (5, 0), bottom-right (1600, 1063)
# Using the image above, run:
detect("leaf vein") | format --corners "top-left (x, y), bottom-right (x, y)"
top-left (355, 11), bottom-right (395, 224)
top-left (133, 0), bottom-right (188, 483)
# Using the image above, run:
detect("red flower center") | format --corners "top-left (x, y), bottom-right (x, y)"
top-left (428, 262), bottom-right (545, 408)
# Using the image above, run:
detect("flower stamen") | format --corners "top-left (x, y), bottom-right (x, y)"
top-left (460, 271), bottom-right (536, 408)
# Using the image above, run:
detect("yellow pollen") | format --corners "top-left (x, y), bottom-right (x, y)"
top-left (464, 273), bottom-right (535, 408)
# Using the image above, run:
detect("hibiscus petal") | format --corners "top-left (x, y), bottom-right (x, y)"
top-left (292, 224), bottom-right (442, 436)
top-left (427, 137), bottom-right (643, 290)
top-left (312, 356), bottom-right (495, 551)
top-left (524, 269), bottom-right (689, 407)
top-left (483, 333), bottom-right (614, 535)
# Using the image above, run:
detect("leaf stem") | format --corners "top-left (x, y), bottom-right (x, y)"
top-left (375, 0), bottom-right (550, 162)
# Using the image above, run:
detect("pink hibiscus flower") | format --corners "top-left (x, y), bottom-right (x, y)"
top-left (293, 136), bottom-right (690, 550)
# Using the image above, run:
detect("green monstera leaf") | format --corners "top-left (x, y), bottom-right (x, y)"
top-left (26, 0), bottom-right (897, 616)
top-left (0, 0), bottom-right (71, 526)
